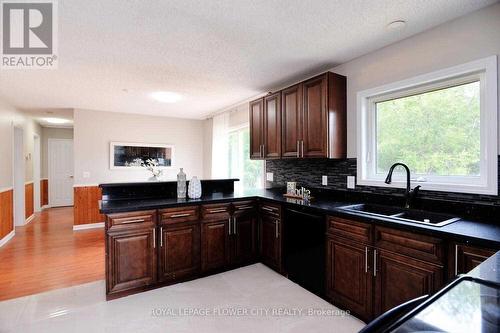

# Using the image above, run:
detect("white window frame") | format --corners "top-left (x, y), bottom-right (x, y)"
top-left (357, 56), bottom-right (498, 195)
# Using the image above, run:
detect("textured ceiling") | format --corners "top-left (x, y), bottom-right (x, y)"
top-left (0, 0), bottom-right (496, 119)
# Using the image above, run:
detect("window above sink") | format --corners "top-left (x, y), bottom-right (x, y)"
top-left (357, 56), bottom-right (498, 195)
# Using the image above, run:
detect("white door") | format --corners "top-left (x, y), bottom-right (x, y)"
top-left (49, 139), bottom-right (74, 207)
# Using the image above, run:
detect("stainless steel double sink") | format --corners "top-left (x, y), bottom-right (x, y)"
top-left (338, 203), bottom-right (460, 227)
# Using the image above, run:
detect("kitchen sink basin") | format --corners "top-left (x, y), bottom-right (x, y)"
top-left (338, 204), bottom-right (460, 227)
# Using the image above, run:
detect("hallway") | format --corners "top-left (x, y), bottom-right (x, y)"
top-left (0, 207), bottom-right (104, 301)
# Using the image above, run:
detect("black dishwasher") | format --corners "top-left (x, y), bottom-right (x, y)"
top-left (284, 206), bottom-right (326, 297)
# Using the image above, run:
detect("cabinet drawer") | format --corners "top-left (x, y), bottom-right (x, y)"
top-left (259, 202), bottom-right (281, 217)
top-left (328, 216), bottom-right (372, 244)
top-left (375, 226), bottom-right (444, 264)
top-left (159, 206), bottom-right (199, 225)
top-left (107, 210), bottom-right (156, 231)
top-left (233, 200), bottom-right (257, 213)
top-left (201, 203), bottom-right (231, 220)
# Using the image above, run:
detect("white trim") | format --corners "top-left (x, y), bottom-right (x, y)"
top-left (0, 230), bottom-right (15, 248)
top-left (109, 142), bottom-right (175, 170)
top-left (357, 56), bottom-right (498, 195)
top-left (73, 222), bottom-right (104, 231)
top-left (25, 214), bottom-right (35, 225)
top-left (73, 184), bottom-right (99, 188)
top-left (41, 205), bottom-right (51, 210)
top-left (0, 187), bottom-right (13, 193)
top-left (24, 181), bottom-right (34, 185)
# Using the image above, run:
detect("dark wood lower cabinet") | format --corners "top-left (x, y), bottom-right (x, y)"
top-left (374, 249), bottom-right (443, 316)
top-left (450, 243), bottom-right (496, 279)
top-left (260, 213), bottom-right (281, 272)
top-left (201, 219), bottom-right (230, 272)
top-left (326, 236), bottom-right (373, 322)
top-left (159, 223), bottom-right (200, 282)
top-left (232, 212), bottom-right (257, 265)
top-left (106, 227), bottom-right (157, 296)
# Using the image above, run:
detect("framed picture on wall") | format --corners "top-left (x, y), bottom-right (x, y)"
top-left (110, 142), bottom-right (175, 169)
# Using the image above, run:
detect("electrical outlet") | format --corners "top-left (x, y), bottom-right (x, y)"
top-left (83, 172), bottom-right (90, 178)
top-left (347, 176), bottom-right (355, 189)
top-left (322, 175), bottom-right (328, 186)
top-left (266, 172), bottom-right (274, 182)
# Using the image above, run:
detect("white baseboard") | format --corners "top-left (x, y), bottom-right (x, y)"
top-left (73, 222), bottom-right (104, 231)
top-left (0, 230), bottom-right (15, 248)
top-left (41, 205), bottom-right (51, 210)
top-left (25, 214), bottom-right (35, 225)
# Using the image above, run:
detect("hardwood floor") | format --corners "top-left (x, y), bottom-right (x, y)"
top-left (0, 207), bottom-right (104, 301)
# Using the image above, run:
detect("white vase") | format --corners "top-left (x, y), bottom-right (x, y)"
top-left (188, 176), bottom-right (202, 199)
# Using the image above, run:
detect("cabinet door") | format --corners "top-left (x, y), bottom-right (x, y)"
top-left (260, 214), bottom-right (281, 272)
top-left (201, 219), bottom-right (230, 271)
top-left (326, 237), bottom-right (373, 322)
top-left (374, 250), bottom-right (443, 316)
top-left (159, 223), bottom-right (200, 282)
top-left (281, 84), bottom-right (302, 158)
top-left (302, 74), bottom-right (328, 158)
top-left (232, 212), bottom-right (257, 265)
top-left (249, 98), bottom-right (264, 159)
top-left (107, 227), bottom-right (157, 295)
top-left (263, 92), bottom-right (281, 159)
top-left (451, 243), bottom-right (496, 278)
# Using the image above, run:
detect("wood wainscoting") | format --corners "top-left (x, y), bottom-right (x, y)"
top-left (25, 182), bottom-right (34, 221)
top-left (74, 186), bottom-right (104, 226)
top-left (41, 179), bottom-right (48, 207)
top-left (0, 188), bottom-right (14, 240)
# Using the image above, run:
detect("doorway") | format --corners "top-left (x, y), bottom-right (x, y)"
top-left (13, 126), bottom-right (25, 226)
top-left (48, 139), bottom-right (74, 207)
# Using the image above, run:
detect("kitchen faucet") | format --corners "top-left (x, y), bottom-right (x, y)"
top-left (384, 163), bottom-right (421, 209)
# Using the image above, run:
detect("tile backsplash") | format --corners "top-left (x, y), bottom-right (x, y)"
top-left (266, 157), bottom-right (500, 205)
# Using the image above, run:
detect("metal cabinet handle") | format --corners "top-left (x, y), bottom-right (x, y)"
top-left (160, 227), bottom-right (163, 247)
top-left (262, 144), bottom-right (265, 157)
top-left (228, 217), bottom-right (232, 235)
top-left (153, 229), bottom-right (156, 248)
top-left (275, 220), bottom-right (279, 239)
top-left (121, 219), bottom-right (145, 224)
top-left (365, 246), bottom-right (368, 273)
top-left (373, 249), bottom-right (377, 277)
top-left (454, 244), bottom-right (459, 276)
top-left (301, 140), bottom-right (304, 158)
top-left (170, 213), bottom-right (191, 218)
top-left (234, 217), bottom-right (237, 235)
top-left (236, 206), bottom-right (253, 210)
top-left (261, 206), bottom-right (274, 212)
top-left (209, 208), bottom-right (227, 213)
top-left (296, 141), bottom-right (300, 158)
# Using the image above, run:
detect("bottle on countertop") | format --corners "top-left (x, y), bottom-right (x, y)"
top-left (177, 168), bottom-right (187, 199)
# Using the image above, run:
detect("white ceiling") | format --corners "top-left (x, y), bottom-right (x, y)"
top-left (0, 0), bottom-right (496, 120)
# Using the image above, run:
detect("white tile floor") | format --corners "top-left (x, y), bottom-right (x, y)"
top-left (0, 264), bottom-right (365, 333)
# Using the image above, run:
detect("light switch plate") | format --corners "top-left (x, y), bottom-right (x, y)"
top-left (322, 175), bottom-right (328, 186)
top-left (83, 172), bottom-right (90, 178)
top-left (266, 172), bottom-right (274, 182)
top-left (347, 176), bottom-right (355, 189)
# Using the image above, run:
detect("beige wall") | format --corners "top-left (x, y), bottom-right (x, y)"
top-left (41, 127), bottom-right (74, 179)
top-left (0, 98), bottom-right (41, 189)
top-left (330, 3), bottom-right (500, 157)
top-left (74, 109), bottom-right (205, 185)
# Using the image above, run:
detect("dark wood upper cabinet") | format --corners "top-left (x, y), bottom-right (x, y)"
top-left (281, 84), bottom-right (303, 158)
top-left (249, 98), bottom-right (264, 159)
top-left (250, 71), bottom-right (346, 160)
top-left (263, 92), bottom-right (282, 159)
top-left (158, 222), bottom-right (200, 282)
top-left (106, 227), bottom-right (157, 296)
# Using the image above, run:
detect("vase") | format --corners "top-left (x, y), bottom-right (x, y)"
top-left (177, 168), bottom-right (187, 199)
top-left (188, 176), bottom-right (202, 199)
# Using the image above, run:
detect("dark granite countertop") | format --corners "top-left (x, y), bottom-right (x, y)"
top-left (100, 188), bottom-right (500, 247)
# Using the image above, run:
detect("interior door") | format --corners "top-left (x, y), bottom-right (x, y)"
top-left (49, 139), bottom-right (74, 207)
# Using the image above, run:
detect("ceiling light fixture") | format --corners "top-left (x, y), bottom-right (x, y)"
top-left (44, 117), bottom-right (69, 124)
top-left (387, 20), bottom-right (406, 31)
top-left (150, 91), bottom-right (183, 103)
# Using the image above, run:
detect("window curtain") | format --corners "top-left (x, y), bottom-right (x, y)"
top-left (211, 112), bottom-right (230, 179)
